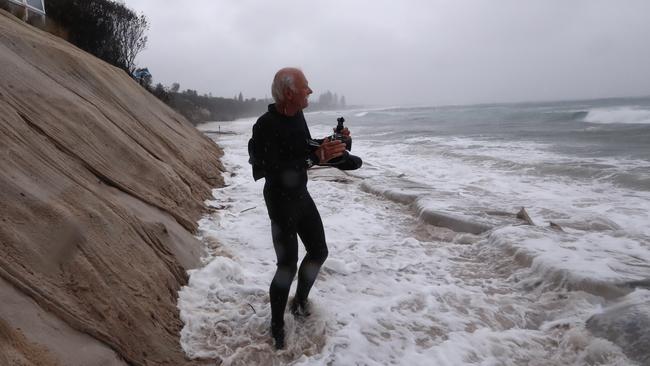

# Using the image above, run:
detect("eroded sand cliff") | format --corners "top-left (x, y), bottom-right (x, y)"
top-left (0, 9), bottom-right (223, 365)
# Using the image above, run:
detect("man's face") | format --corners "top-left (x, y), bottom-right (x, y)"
top-left (289, 72), bottom-right (313, 110)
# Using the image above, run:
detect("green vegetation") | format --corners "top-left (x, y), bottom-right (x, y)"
top-left (44, 0), bottom-right (148, 74)
top-left (0, 0), bottom-right (148, 74)
top-left (149, 85), bottom-right (270, 123)
top-left (150, 83), bottom-right (349, 125)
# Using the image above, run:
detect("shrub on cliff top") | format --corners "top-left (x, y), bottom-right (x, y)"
top-left (44, 0), bottom-right (148, 74)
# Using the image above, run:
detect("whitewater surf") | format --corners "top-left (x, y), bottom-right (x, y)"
top-left (183, 97), bottom-right (650, 365)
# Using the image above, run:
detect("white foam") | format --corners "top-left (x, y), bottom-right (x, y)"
top-left (489, 226), bottom-right (650, 287)
top-left (585, 107), bottom-right (650, 125)
top-left (360, 131), bottom-right (650, 223)
top-left (177, 120), bottom-right (638, 365)
top-left (360, 132), bottom-right (650, 288)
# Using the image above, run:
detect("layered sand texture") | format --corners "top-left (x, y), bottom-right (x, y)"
top-left (0, 9), bottom-right (223, 365)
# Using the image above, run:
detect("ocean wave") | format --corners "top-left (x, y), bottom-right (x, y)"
top-left (188, 115), bottom-right (645, 365)
top-left (385, 137), bottom-right (650, 192)
top-left (359, 177), bottom-right (513, 234)
top-left (585, 107), bottom-right (650, 125)
top-left (486, 225), bottom-right (650, 299)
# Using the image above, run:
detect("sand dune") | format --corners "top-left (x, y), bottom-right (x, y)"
top-left (0, 9), bottom-right (223, 365)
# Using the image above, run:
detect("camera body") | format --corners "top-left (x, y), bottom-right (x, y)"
top-left (307, 116), bottom-right (362, 170)
top-left (331, 117), bottom-right (351, 149)
top-left (336, 117), bottom-right (345, 133)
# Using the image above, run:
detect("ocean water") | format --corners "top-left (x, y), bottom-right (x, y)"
top-left (182, 97), bottom-right (650, 365)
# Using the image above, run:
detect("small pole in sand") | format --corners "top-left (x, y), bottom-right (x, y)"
top-left (22, 3), bottom-right (29, 21)
top-left (516, 207), bottom-right (535, 226)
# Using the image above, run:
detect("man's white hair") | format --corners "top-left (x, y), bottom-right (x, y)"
top-left (271, 68), bottom-right (301, 103)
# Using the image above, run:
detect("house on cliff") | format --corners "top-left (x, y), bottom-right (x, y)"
top-left (7, 0), bottom-right (45, 14)
top-left (4, 0), bottom-right (45, 21)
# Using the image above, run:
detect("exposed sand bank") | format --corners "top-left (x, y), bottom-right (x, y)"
top-left (0, 9), bottom-right (223, 365)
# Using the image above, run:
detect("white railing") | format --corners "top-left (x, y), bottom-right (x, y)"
top-left (7, 0), bottom-right (46, 15)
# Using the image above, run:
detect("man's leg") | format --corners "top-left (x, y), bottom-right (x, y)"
top-left (294, 194), bottom-right (329, 307)
top-left (268, 217), bottom-right (299, 348)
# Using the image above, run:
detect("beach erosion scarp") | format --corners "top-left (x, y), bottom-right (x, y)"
top-left (0, 9), bottom-right (223, 366)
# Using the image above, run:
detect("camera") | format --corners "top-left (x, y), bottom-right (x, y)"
top-left (330, 117), bottom-right (351, 149)
top-left (307, 116), bottom-right (362, 170)
top-left (336, 117), bottom-right (345, 133)
top-left (322, 117), bottom-right (363, 170)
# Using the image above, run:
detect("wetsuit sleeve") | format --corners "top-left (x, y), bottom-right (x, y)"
top-left (302, 117), bottom-right (321, 167)
top-left (254, 119), bottom-right (319, 173)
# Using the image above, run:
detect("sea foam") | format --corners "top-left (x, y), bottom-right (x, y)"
top-left (179, 115), bottom-right (642, 365)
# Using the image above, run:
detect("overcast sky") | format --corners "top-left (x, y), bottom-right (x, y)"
top-left (125, 0), bottom-right (650, 106)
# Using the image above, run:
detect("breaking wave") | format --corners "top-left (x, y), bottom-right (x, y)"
top-left (585, 107), bottom-right (650, 125)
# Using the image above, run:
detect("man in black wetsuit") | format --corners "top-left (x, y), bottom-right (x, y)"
top-left (250, 68), bottom-right (351, 350)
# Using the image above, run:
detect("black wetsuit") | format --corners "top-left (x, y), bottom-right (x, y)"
top-left (251, 104), bottom-right (328, 331)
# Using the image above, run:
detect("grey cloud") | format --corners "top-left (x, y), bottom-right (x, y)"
top-left (126, 0), bottom-right (650, 106)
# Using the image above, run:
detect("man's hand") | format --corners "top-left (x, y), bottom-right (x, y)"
top-left (315, 138), bottom-right (346, 163)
